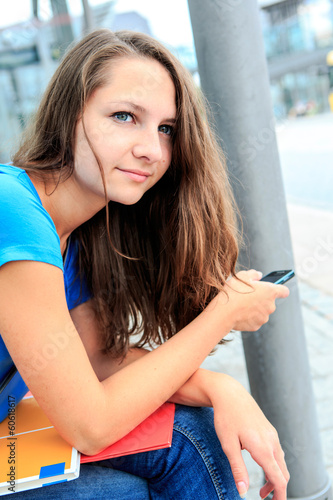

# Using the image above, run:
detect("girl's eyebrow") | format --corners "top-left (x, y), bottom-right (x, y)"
top-left (108, 100), bottom-right (176, 123)
top-left (108, 100), bottom-right (145, 112)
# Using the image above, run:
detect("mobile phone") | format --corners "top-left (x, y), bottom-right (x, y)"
top-left (260, 270), bottom-right (295, 285)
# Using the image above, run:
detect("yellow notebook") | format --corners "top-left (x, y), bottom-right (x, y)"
top-left (0, 395), bottom-right (80, 496)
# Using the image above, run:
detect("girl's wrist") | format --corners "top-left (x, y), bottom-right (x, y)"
top-left (194, 370), bottom-right (237, 408)
top-left (169, 369), bottom-right (228, 407)
top-left (203, 371), bottom-right (244, 409)
top-left (212, 290), bottom-right (238, 333)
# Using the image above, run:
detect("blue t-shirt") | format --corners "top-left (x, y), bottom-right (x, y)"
top-left (0, 164), bottom-right (91, 308)
top-left (0, 164), bottom-right (91, 414)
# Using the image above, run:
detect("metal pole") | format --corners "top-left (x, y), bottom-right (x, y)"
top-left (32, 0), bottom-right (38, 18)
top-left (187, 1), bottom-right (332, 499)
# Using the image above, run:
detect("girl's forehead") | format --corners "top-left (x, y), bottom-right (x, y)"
top-left (91, 57), bottom-right (176, 116)
top-left (103, 56), bottom-right (173, 92)
top-left (110, 55), bottom-right (159, 71)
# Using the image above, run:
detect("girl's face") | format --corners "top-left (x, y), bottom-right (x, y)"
top-left (73, 56), bottom-right (176, 209)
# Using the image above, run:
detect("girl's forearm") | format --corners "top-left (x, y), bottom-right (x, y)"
top-left (169, 368), bottom-right (216, 407)
top-left (97, 349), bottom-right (216, 408)
top-left (70, 270), bottom-right (287, 455)
top-left (93, 295), bottom-right (234, 453)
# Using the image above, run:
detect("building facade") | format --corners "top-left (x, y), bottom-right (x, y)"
top-left (0, 1), bottom-right (333, 162)
top-left (259, 0), bottom-right (333, 117)
top-left (0, 1), bottom-right (151, 163)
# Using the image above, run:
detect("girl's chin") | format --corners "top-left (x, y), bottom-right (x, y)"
top-left (107, 193), bottom-right (144, 206)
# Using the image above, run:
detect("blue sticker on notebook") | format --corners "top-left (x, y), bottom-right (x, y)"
top-left (39, 462), bottom-right (65, 479)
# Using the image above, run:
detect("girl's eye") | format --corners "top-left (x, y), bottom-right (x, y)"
top-left (113, 112), bottom-right (134, 122)
top-left (158, 124), bottom-right (173, 136)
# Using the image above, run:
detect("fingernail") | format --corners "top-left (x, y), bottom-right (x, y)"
top-left (237, 481), bottom-right (248, 498)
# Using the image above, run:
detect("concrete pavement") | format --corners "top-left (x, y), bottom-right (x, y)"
top-left (287, 204), bottom-right (333, 297)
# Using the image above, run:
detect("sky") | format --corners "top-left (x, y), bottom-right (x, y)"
top-left (0, 0), bottom-right (194, 46)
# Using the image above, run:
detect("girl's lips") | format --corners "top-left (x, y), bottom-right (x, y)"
top-left (117, 168), bottom-right (150, 183)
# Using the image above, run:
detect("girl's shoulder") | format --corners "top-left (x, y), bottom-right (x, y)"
top-left (0, 164), bottom-right (63, 272)
top-left (0, 163), bottom-right (23, 176)
top-left (0, 164), bottom-right (40, 202)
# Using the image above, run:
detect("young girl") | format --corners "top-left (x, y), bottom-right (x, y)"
top-left (0, 29), bottom-right (290, 499)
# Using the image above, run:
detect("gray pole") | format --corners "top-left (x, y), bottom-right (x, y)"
top-left (187, 1), bottom-right (332, 499)
top-left (32, 0), bottom-right (38, 18)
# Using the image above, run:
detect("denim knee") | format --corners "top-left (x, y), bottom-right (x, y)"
top-left (171, 405), bottom-right (240, 500)
top-left (107, 404), bottom-right (241, 500)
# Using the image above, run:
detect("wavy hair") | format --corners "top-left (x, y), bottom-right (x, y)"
top-left (13, 29), bottom-right (240, 356)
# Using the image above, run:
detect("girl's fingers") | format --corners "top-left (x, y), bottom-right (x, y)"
top-left (260, 479), bottom-right (274, 499)
top-left (220, 439), bottom-right (249, 498)
top-left (237, 269), bottom-right (263, 281)
top-left (249, 431), bottom-right (289, 500)
top-left (274, 446), bottom-right (290, 487)
top-left (274, 283), bottom-right (290, 298)
top-left (257, 457), bottom-right (288, 500)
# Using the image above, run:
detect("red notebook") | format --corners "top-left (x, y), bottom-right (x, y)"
top-left (23, 393), bottom-right (175, 464)
top-left (81, 402), bottom-right (175, 463)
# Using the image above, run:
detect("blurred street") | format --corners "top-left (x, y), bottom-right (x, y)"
top-left (278, 113), bottom-right (333, 296)
top-left (203, 112), bottom-right (333, 499)
top-left (277, 113), bottom-right (333, 213)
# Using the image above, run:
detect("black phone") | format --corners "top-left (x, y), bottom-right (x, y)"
top-left (260, 270), bottom-right (295, 285)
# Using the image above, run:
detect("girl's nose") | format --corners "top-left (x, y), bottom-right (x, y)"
top-left (132, 128), bottom-right (163, 164)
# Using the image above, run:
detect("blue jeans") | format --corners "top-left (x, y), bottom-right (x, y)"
top-left (5, 405), bottom-right (241, 499)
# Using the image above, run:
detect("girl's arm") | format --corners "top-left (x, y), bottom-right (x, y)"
top-left (73, 310), bottom-right (289, 500)
top-left (0, 261), bottom-right (288, 461)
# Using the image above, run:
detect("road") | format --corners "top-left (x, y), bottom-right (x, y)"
top-left (275, 113), bottom-right (333, 296)
top-left (276, 112), bottom-right (333, 212)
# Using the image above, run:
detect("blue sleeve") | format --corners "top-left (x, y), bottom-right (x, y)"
top-left (0, 166), bottom-right (90, 424)
top-left (0, 170), bottom-right (63, 272)
top-left (0, 166), bottom-right (91, 310)
top-left (0, 167), bottom-right (63, 419)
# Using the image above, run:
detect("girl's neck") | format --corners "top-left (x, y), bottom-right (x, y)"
top-left (27, 173), bottom-right (103, 254)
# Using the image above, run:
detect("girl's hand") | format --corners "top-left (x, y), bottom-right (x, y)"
top-left (220, 269), bottom-right (290, 332)
top-left (210, 375), bottom-right (289, 500)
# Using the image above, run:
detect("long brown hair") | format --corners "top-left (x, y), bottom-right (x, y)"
top-left (13, 29), bottom-right (240, 356)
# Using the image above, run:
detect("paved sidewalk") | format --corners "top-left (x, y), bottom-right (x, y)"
top-left (287, 204), bottom-right (333, 297)
top-left (202, 201), bottom-right (333, 499)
